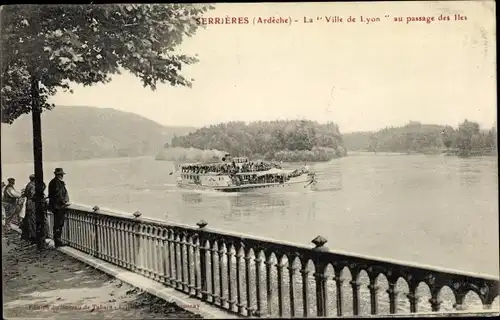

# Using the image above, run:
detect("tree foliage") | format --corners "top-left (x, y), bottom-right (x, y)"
top-left (1, 3), bottom-right (213, 123)
top-left (169, 120), bottom-right (346, 162)
top-left (343, 120), bottom-right (497, 157)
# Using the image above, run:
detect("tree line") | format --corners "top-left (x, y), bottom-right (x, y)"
top-left (166, 120), bottom-right (347, 162)
top-left (344, 120), bottom-right (496, 157)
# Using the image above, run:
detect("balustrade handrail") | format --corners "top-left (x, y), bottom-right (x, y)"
top-left (68, 203), bottom-right (500, 281)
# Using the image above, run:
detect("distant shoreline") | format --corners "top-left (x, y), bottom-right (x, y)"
top-left (3, 151), bottom-right (497, 166)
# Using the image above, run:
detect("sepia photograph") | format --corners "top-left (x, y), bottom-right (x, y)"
top-left (1, 1), bottom-right (498, 319)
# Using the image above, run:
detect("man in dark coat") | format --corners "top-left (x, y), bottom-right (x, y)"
top-left (48, 168), bottom-right (70, 247)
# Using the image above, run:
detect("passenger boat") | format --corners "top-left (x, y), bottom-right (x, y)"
top-left (175, 155), bottom-right (317, 193)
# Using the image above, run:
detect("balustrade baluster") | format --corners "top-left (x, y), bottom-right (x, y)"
top-left (170, 230), bottom-right (177, 286)
top-left (168, 229), bottom-right (176, 287)
top-left (133, 223), bottom-right (139, 271)
top-left (82, 214), bottom-right (88, 253)
top-left (315, 272), bottom-right (328, 317)
top-left (429, 293), bottom-right (441, 312)
top-left (160, 229), bottom-right (169, 284)
top-left (63, 212), bottom-right (70, 246)
top-left (139, 225), bottom-right (147, 276)
top-left (312, 236), bottom-right (329, 318)
top-left (351, 279), bottom-right (361, 316)
top-left (78, 214), bottom-right (83, 251)
top-left (123, 223), bottom-right (131, 269)
top-left (95, 216), bottom-right (102, 259)
top-left (73, 214), bottom-right (78, 249)
top-left (103, 219), bottom-right (110, 261)
top-left (334, 268), bottom-right (344, 317)
top-left (174, 232), bottom-right (182, 289)
top-left (153, 228), bottom-right (161, 280)
top-left (301, 263), bottom-right (310, 318)
top-left (236, 245), bottom-right (245, 314)
top-left (453, 292), bottom-right (466, 311)
top-left (116, 221), bottom-right (122, 265)
top-left (218, 241), bottom-right (226, 307)
top-left (109, 219), bottom-right (115, 263)
top-left (80, 214), bottom-right (85, 250)
top-left (149, 227), bottom-right (155, 277)
top-left (111, 221), bottom-right (118, 265)
top-left (93, 215), bottom-right (99, 258)
top-left (100, 218), bottom-right (106, 259)
top-left (277, 258), bottom-right (286, 317)
top-left (407, 289), bottom-right (418, 313)
top-left (144, 226), bottom-right (149, 273)
top-left (107, 220), bottom-right (113, 262)
top-left (288, 259), bottom-right (297, 318)
top-left (133, 220), bottom-right (141, 273)
top-left (387, 282), bottom-right (397, 314)
top-left (92, 215), bottom-right (98, 256)
top-left (200, 239), bottom-right (210, 300)
top-left (186, 234), bottom-right (194, 295)
top-left (113, 222), bottom-right (120, 265)
top-left (90, 215), bottom-right (95, 254)
top-left (266, 255), bottom-right (274, 317)
top-left (69, 212), bottom-right (73, 245)
top-left (245, 250), bottom-right (253, 316)
top-left (211, 242), bottom-right (218, 303)
top-left (226, 244), bottom-right (235, 311)
top-left (84, 214), bottom-right (89, 251)
top-left (368, 278), bottom-right (379, 315)
top-left (192, 235), bottom-right (200, 297)
top-left (119, 222), bottom-right (127, 268)
top-left (106, 219), bottom-right (112, 262)
top-left (74, 213), bottom-right (79, 247)
top-left (180, 233), bottom-right (188, 292)
top-left (196, 221), bottom-right (209, 301)
top-left (254, 254), bottom-right (264, 317)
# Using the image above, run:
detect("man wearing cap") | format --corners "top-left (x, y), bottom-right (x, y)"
top-left (3, 178), bottom-right (22, 232)
top-left (48, 168), bottom-right (70, 247)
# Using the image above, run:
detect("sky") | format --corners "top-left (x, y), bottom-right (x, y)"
top-left (50, 1), bottom-right (497, 133)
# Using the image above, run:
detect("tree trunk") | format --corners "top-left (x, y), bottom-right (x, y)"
top-left (31, 75), bottom-right (46, 250)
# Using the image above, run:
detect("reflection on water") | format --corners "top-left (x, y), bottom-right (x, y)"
top-left (458, 161), bottom-right (484, 186)
top-left (230, 193), bottom-right (290, 208)
top-left (181, 192), bottom-right (203, 204)
top-left (2, 154), bottom-right (498, 275)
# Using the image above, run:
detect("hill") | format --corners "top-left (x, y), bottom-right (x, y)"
top-left (164, 120), bottom-right (347, 162)
top-left (1, 106), bottom-right (196, 163)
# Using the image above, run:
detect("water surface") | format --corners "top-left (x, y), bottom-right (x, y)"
top-left (4, 153), bottom-right (498, 275)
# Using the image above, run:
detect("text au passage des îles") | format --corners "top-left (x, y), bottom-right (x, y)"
top-left (196, 14), bottom-right (468, 26)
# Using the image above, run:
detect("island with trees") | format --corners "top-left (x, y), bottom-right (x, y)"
top-left (156, 120), bottom-right (347, 163)
top-left (343, 120), bottom-right (497, 157)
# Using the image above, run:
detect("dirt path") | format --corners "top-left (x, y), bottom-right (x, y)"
top-left (3, 230), bottom-right (202, 319)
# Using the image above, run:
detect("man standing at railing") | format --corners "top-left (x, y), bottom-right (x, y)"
top-left (48, 168), bottom-right (70, 248)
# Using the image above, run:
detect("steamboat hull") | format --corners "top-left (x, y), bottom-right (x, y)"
top-left (177, 175), bottom-right (316, 193)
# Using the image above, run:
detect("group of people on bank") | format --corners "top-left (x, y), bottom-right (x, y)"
top-left (2, 168), bottom-right (70, 248)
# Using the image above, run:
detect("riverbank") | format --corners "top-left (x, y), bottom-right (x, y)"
top-left (2, 230), bottom-right (200, 319)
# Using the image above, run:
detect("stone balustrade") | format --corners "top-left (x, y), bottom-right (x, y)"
top-left (41, 204), bottom-right (499, 318)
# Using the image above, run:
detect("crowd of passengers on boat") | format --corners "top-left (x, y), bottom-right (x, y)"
top-left (180, 160), bottom-right (281, 175)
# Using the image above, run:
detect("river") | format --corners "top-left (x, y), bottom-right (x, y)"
top-left (3, 153), bottom-right (498, 276)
